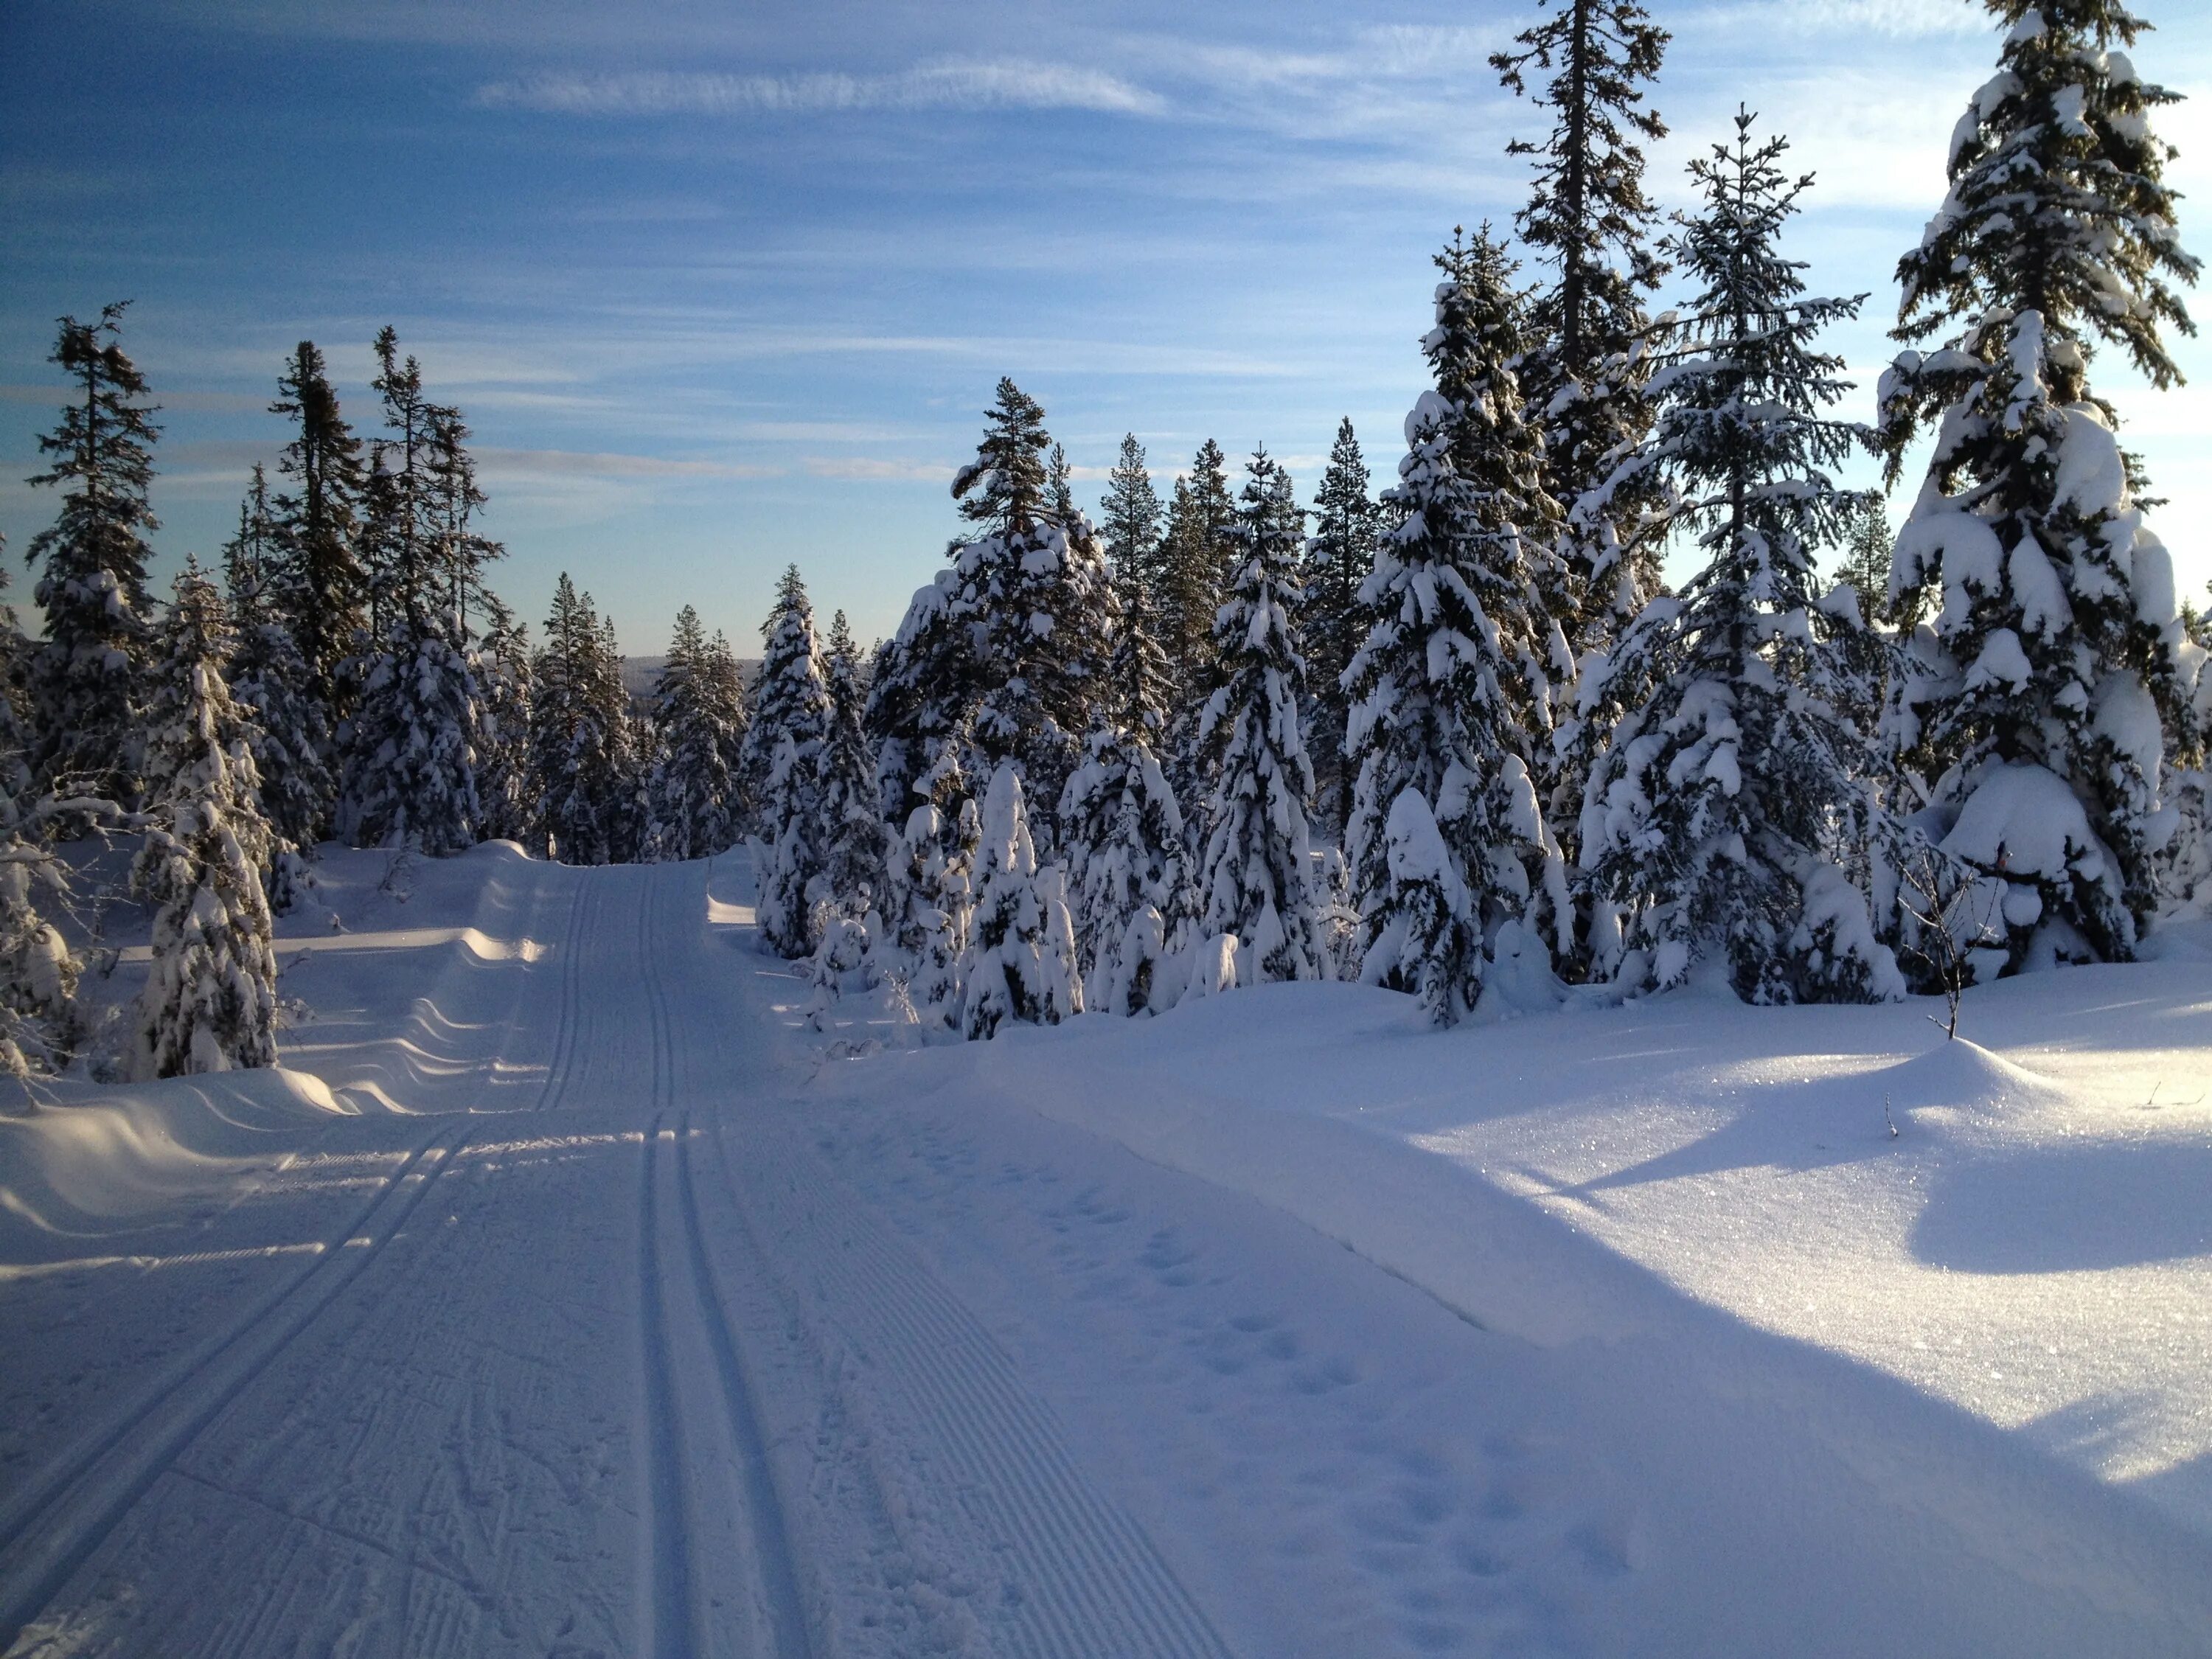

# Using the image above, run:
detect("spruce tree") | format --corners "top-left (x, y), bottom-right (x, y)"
top-left (1303, 418), bottom-right (1382, 834)
top-left (530, 575), bottom-right (633, 866)
top-left (642, 605), bottom-right (740, 862)
top-left (132, 561), bottom-right (281, 1077)
top-left (223, 467), bottom-right (333, 905)
top-left (1158, 439), bottom-right (1238, 684)
top-left (1058, 720), bottom-right (1186, 992)
top-left (473, 609), bottom-right (538, 849)
top-left (872, 381), bottom-right (1095, 824)
top-left (24, 302), bottom-right (159, 801)
top-left (745, 568), bottom-right (834, 956)
top-left (703, 628), bottom-right (752, 826)
top-left (268, 341), bottom-right (368, 723)
top-left (341, 331), bottom-right (481, 857)
top-left (1494, 0), bottom-right (1671, 658)
top-left (1101, 434), bottom-right (1166, 609)
top-left (0, 550), bottom-right (84, 1079)
top-left (961, 765), bottom-right (1082, 1037)
top-left (1192, 451), bottom-right (1325, 984)
top-left (818, 610), bottom-right (888, 915)
top-left (1878, 0), bottom-right (2200, 967)
top-left (1343, 229), bottom-right (1575, 1020)
top-left (1581, 110), bottom-right (1902, 1004)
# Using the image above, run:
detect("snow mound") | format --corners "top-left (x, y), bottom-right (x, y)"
top-left (0, 1067), bottom-right (349, 1256)
top-left (1877, 1037), bottom-right (2070, 1124)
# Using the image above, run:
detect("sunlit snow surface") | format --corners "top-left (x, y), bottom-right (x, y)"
top-left (1, 844), bottom-right (2208, 1657)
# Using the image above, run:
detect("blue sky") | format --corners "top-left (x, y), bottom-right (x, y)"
top-left (2, 0), bottom-right (2207, 655)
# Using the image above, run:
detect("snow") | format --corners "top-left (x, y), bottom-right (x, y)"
top-left (2053, 403), bottom-right (2129, 520)
top-left (1941, 760), bottom-right (2104, 881)
top-left (2, 846), bottom-right (2210, 1655)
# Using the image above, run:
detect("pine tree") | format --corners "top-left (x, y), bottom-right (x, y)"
top-left (746, 568), bottom-right (834, 956)
top-left (1494, 0), bottom-right (1672, 658)
top-left (1878, 0), bottom-right (2200, 968)
top-left (530, 575), bottom-right (633, 866)
top-left (1189, 451), bottom-right (1325, 984)
top-left (1581, 110), bottom-right (1902, 1004)
top-left (703, 628), bottom-right (751, 826)
top-left (642, 606), bottom-right (740, 862)
top-left (961, 765), bottom-right (1082, 1037)
top-left (341, 331), bottom-right (481, 857)
top-left (268, 341), bottom-right (369, 723)
top-left (1303, 419), bottom-right (1382, 834)
top-left (132, 562), bottom-right (281, 1077)
top-left (1343, 229), bottom-right (1575, 1020)
top-left (24, 302), bottom-right (159, 802)
top-left (425, 403), bottom-right (505, 640)
top-left (222, 467), bottom-right (333, 906)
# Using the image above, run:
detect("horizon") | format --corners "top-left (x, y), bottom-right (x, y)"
top-left (2, 0), bottom-right (2207, 654)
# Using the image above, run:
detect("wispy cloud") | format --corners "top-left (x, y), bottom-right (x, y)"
top-left (803, 456), bottom-right (952, 482)
top-left (476, 448), bottom-right (785, 480)
top-left (476, 60), bottom-right (1166, 119)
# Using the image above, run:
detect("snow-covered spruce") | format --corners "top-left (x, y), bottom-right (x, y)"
top-left (1193, 451), bottom-right (1326, 986)
top-left (1360, 787), bottom-right (1478, 1026)
top-left (1343, 228), bottom-right (1575, 1021)
top-left (818, 609), bottom-right (889, 919)
top-left (342, 618), bottom-right (481, 857)
top-left (1058, 720), bottom-right (1186, 1002)
top-left (961, 765), bottom-right (1082, 1039)
top-left (529, 574), bottom-right (639, 867)
top-left (267, 338), bottom-right (370, 728)
top-left (746, 569), bottom-right (835, 957)
top-left (222, 468), bottom-right (333, 909)
top-left (1494, 0), bottom-right (1672, 664)
top-left (881, 797), bottom-right (974, 1026)
top-left (1302, 419), bottom-right (1382, 836)
top-left (1579, 110), bottom-right (1902, 1005)
top-left (131, 562), bottom-right (281, 1078)
top-left (24, 303), bottom-right (159, 804)
top-left (869, 381), bottom-right (1107, 827)
top-left (472, 612), bottom-right (538, 849)
top-left (1877, 0), bottom-right (2201, 970)
top-left (642, 605), bottom-right (742, 862)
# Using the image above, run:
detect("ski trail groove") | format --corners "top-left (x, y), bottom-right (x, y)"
top-left (535, 871), bottom-right (596, 1113)
top-left (0, 1124), bottom-right (455, 1559)
top-left (711, 1110), bottom-right (1238, 1659)
top-left (642, 861), bottom-right (813, 1659)
top-left (638, 1116), bottom-right (702, 1659)
top-left (0, 1118), bottom-right (479, 1652)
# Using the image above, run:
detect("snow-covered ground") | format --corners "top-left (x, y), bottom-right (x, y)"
top-left (2, 846), bottom-right (2208, 1657)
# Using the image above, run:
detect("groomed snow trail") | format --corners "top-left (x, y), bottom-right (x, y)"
top-left (0, 857), bottom-right (1237, 1658)
top-left (4, 848), bottom-right (2211, 1657)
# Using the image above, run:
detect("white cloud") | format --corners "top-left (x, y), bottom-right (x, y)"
top-left (477, 60), bottom-right (1165, 119)
top-left (475, 448), bottom-right (785, 479)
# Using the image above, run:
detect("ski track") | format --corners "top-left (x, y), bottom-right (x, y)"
top-left (2, 856), bottom-right (1256, 1655)
top-left (0, 1118), bottom-right (477, 1652)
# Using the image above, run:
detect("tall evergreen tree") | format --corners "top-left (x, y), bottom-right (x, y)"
top-left (1100, 434), bottom-right (1165, 606)
top-left (426, 403), bottom-right (505, 639)
top-left (268, 341), bottom-right (368, 722)
top-left (871, 381), bottom-right (1095, 825)
top-left (818, 609), bottom-right (888, 915)
top-left (1303, 419), bottom-right (1382, 833)
top-left (746, 567), bottom-right (835, 956)
top-left (473, 608), bottom-right (539, 849)
top-left (1494, 0), bottom-right (1672, 657)
top-left (1877, 0), bottom-right (2200, 968)
top-left (132, 561), bottom-right (281, 1077)
top-left (1581, 110), bottom-right (1902, 1004)
top-left (1192, 451), bottom-right (1325, 984)
top-left (530, 575), bottom-right (633, 866)
top-left (1343, 229), bottom-right (1575, 1020)
top-left (341, 331), bottom-right (481, 856)
top-left (1158, 439), bottom-right (1238, 684)
top-left (222, 467), bottom-right (333, 905)
top-left (642, 605), bottom-right (741, 862)
top-left (0, 550), bottom-right (85, 1078)
top-left (24, 302), bottom-right (159, 801)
